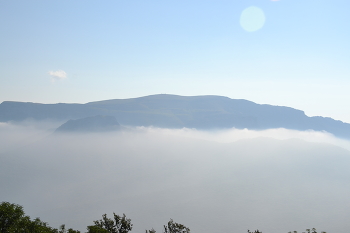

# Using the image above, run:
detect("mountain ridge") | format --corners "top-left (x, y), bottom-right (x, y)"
top-left (1, 94), bottom-right (349, 138)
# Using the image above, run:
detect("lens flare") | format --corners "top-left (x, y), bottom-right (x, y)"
top-left (240, 6), bottom-right (266, 32)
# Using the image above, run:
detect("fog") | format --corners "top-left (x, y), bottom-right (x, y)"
top-left (1, 122), bottom-right (350, 233)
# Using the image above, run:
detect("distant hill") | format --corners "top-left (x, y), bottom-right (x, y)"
top-left (1, 94), bottom-right (349, 138)
top-left (55, 115), bottom-right (120, 133)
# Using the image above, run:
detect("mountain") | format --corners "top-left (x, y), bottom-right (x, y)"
top-left (55, 115), bottom-right (120, 133)
top-left (1, 94), bottom-right (349, 138)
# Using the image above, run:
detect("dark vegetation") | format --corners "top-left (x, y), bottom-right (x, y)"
top-left (0, 202), bottom-right (188, 233)
top-left (0, 202), bottom-right (79, 233)
top-left (288, 229), bottom-right (327, 233)
top-left (1, 202), bottom-right (327, 233)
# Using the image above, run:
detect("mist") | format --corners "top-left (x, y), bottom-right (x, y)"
top-left (1, 122), bottom-right (350, 233)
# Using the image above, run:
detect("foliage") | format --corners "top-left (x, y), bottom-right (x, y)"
top-left (163, 219), bottom-right (190, 233)
top-left (19, 216), bottom-right (58, 233)
top-left (288, 228), bottom-right (326, 233)
top-left (87, 213), bottom-right (132, 233)
top-left (146, 219), bottom-right (190, 233)
top-left (0, 201), bottom-right (79, 233)
top-left (0, 202), bottom-right (25, 233)
top-left (58, 224), bottom-right (81, 233)
top-left (248, 230), bottom-right (262, 233)
top-left (86, 225), bottom-right (110, 233)
top-left (145, 228), bottom-right (156, 233)
top-left (3, 201), bottom-right (329, 233)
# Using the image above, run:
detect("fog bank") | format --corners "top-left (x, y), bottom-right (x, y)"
top-left (1, 123), bottom-right (350, 232)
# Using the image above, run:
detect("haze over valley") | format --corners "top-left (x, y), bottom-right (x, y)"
top-left (1, 95), bottom-right (350, 232)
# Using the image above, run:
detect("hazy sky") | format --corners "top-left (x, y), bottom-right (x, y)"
top-left (1, 0), bottom-right (350, 122)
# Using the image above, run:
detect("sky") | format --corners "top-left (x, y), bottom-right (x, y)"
top-left (1, 0), bottom-right (350, 122)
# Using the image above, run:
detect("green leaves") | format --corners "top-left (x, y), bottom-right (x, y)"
top-left (163, 219), bottom-right (190, 233)
top-left (87, 213), bottom-right (132, 233)
top-left (0, 201), bottom-right (80, 233)
top-left (4, 201), bottom-right (329, 233)
top-left (289, 228), bottom-right (326, 233)
top-left (146, 219), bottom-right (190, 233)
top-left (0, 202), bottom-right (25, 233)
top-left (59, 224), bottom-right (81, 233)
top-left (86, 225), bottom-right (110, 233)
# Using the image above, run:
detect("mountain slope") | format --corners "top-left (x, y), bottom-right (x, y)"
top-left (1, 94), bottom-right (349, 138)
top-left (55, 115), bottom-right (120, 133)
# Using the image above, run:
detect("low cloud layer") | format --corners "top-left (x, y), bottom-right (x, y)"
top-left (48, 70), bottom-right (67, 81)
top-left (133, 126), bottom-right (350, 151)
top-left (1, 123), bottom-right (350, 232)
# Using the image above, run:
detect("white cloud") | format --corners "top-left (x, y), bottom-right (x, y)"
top-left (132, 126), bottom-right (350, 150)
top-left (48, 70), bottom-right (67, 81)
top-left (2, 126), bottom-right (350, 233)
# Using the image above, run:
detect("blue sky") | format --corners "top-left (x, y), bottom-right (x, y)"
top-left (1, 0), bottom-right (350, 122)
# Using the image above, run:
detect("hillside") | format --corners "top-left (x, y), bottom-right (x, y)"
top-left (1, 94), bottom-right (349, 138)
top-left (55, 115), bottom-right (120, 133)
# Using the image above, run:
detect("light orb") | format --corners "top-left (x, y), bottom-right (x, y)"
top-left (240, 6), bottom-right (266, 32)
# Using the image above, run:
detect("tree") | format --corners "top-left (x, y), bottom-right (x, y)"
top-left (163, 219), bottom-right (190, 233)
top-left (87, 213), bottom-right (132, 233)
top-left (306, 228), bottom-right (327, 233)
top-left (0, 202), bottom-right (25, 233)
top-left (145, 228), bottom-right (156, 233)
top-left (0, 201), bottom-right (79, 233)
top-left (19, 216), bottom-right (58, 233)
top-left (289, 228), bottom-right (326, 233)
top-left (87, 225), bottom-right (110, 233)
top-left (248, 230), bottom-right (262, 233)
top-left (58, 224), bottom-right (81, 233)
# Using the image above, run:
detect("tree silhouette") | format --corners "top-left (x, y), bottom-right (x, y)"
top-left (289, 228), bottom-right (326, 233)
top-left (87, 213), bottom-right (132, 233)
top-left (163, 219), bottom-right (190, 233)
top-left (248, 230), bottom-right (262, 233)
top-left (0, 201), bottom-right (80, 233)
top-left (145, 228), bottom-right (156, 233)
